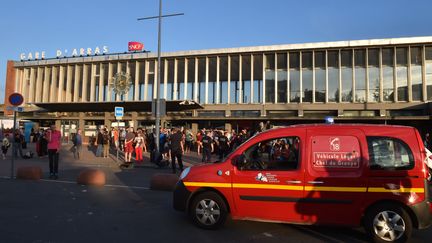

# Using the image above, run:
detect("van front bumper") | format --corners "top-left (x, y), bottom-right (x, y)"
top-left (173, 180), bottom-right (191, 212)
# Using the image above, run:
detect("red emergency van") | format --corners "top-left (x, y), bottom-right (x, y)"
top-left (173, 124), bottom-right (432, 243)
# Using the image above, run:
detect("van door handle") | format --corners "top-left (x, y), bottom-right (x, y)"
top-left (286, 180), bottom-right (302, 184)
top-left (307, 181), bottom-right (324, 184)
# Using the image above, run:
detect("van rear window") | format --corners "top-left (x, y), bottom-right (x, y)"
top-left (367, 137), bottom-right (414, 170)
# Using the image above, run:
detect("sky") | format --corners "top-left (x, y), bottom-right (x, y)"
top-left (1, 0), bottom-right (432, 103)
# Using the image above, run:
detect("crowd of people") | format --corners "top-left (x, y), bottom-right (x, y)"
top-left (86, 122), bottom-right (271, 173)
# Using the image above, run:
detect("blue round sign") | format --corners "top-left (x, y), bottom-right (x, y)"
top-left (9, 93), bottom-right (24, 106)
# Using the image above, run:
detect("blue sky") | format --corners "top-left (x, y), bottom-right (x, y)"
top-left (1, 0), bottom-right (432, 102)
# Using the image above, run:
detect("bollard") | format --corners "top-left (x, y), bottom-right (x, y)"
top-left (77, 169), bottom-right (106, 186)
top-left (16, 166), bottom-right (43, 180)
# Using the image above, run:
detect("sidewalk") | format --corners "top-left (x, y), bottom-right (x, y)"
top-left (0, 142), bottom-right (217, 188)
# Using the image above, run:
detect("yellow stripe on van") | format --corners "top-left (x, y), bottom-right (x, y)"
top-left (184, 182), bottom-right (425, 194)
top-left (233, 183), bottom-right (303, 191)
top-left (368, 187), bottom-right (425, 193)
top-left (305, 186), bottom-right (367, 192)
top-left (183, 182), bottom-right (231, 188)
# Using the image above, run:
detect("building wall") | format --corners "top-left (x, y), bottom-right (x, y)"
top-left (4, 61), bottom-right (16, 116)
top-left (6, 37), bottom-right (432, 123)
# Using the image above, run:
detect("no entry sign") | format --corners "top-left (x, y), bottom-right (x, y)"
top-left (8, 93), bottom-right (24, 106)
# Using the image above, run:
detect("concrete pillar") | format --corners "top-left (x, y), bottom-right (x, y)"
top-left (116, 62), bottom-right (121, 101)
top-left (134, 61), bottom-right (140, 101)
top-left (131, 112), bottom-right (138, 129)
top-left (82, 64), bottom-right (89, 102)
top-left (49, 67), bottom-right (57, 102)
top-left (73, 65), bottom-right (81, 102)
top-left (224, 123), bottom-right (232, 132)
top-left (57, 66), bottom-right (65, 102)
top-left (144, 61), bottom-right (149, 101)
top-left (43, 67), bottom-right (51, 102)
top-left (99, 63), bottom-right (104, 102)
top-left (90, 64), bottom-right (96, 102)
top-left (78, 113), bottom-right (86, 143)
top-left (164, 59), bottom-right (168, 99)
top-left (66, 65), bottom-right (73, 102)
top-left (22, 68), bottom-right (29, 101)
top-left (28, 67), bottom-right (36, 102)
top-left (35, 67), bottom-right (43, 102)
top-left (173, 59), bottom-right (178, 100)
top-left (107, 63), bottom-right (113, 102)
top-left (191, 123), bottom-right (198, 135)
top-left (104, 112), bottom-right (111, 129)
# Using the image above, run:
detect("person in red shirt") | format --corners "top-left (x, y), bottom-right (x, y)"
top-left (47, 124), bottom-right (62, 179)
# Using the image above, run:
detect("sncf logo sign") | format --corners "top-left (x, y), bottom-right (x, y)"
top-left (329, 137), bottom-right (340, 151)
top-left (128, 42), bottom-right (144, 51)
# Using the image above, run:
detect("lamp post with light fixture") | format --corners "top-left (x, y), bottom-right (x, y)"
top-left (137, 0), bottom-right (183, 161)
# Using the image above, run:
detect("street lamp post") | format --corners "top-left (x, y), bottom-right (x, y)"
top-left (137, 0), bottom-right (183, 160)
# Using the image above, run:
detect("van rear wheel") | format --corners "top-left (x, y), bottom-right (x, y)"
top-left (189, 191), bottom-right (228, 229)
top-left (364, 203), bottom-right (412, 243)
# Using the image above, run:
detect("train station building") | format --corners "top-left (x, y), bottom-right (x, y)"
top-left (3, 36), bottom-right (432, 141)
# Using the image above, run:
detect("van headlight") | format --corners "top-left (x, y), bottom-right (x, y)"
top-left (180, 167), bottom-right (191, 180)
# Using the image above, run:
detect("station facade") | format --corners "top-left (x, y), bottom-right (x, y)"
top-left (4, 36), bottom-right (432, 141)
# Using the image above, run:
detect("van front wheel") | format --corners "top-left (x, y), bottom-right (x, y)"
top-left (364, 204), bottom-right (412, 243)
top-left (189, 191), bottom-right (228, 229)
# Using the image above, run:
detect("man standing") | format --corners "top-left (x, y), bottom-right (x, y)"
top-left (72, 129), bottom-right (83, 159)
top-left (13, 129), bottom-right (24, 158)
top-left (95, 128), bottom-right (104, 157)
top-left (124, 127), bottom-right (135, 166)
top-left (217, 131), bottom-right (230, 160)
top-left (169, 128), bottom-right (184, 174)
top-left (201, 131), bottom-right (214, 163)
top-left (47, 124), bottom-right (61, 179)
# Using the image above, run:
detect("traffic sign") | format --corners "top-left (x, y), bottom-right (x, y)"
top-left (114, 106), bottom-right (124, 118)
top-left (6, 106), bottom-right (23, 112)
top-left (8, 93), bottom-right (24, 106)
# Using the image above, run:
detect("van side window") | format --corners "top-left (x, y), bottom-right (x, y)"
top-left (241, 137), bottom-right (300, 171)
top-left (367, 137), bottom-right (414, 170)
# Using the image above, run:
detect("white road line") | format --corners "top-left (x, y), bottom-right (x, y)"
top-left (1, 177), bottom-right (150, 190)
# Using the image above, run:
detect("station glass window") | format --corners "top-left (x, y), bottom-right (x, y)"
top-left (368, 49), bottom-right (380, 102)
top-left (208, 57), bottom-right (217, 104)
top-left (355, 49), bottom-right (366, 103)
top-left (396, 48), bottom-right (408, 101)
top-left (341, 50), bottom-right (353, 102)
top-left (426, 46), bottom-right (432, 100)
top-left (265, 53), bottom-right (275, 103)
top-left (289, 52), bottom-right (300, 102)
top-left (314, 51), bottom-right (326, 102)
top-left (253, 54), bottom-right (263, 103)
top-left (219, 56), bottom-right (228, 104)
top-left (187, 58), bottom-right (195, 101)
top-left (242, 55), bottom-right (251, 103)
top-left (177, 59), bottom-right (185, 100)
top-left (277, 53), bottom-right (287, 103)
top-left (198, 58), bottom-right (206, 103)
top-left (382, 48), bottom-right (394, 101)
top-left (327, 51), bottom-right (339, 102)
top-left (302, 52), bottom-right (313, 103)
top-left (411, 47), bottom-right (423, 101)
top-left (230, 55), bottom-right (240, 103)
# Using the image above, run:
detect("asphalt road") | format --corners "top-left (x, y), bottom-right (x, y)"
top-left (0, 178), bottom-right (430, 243)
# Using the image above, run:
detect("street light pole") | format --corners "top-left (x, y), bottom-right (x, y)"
top-left (137, 0), bottom-right (183, 160)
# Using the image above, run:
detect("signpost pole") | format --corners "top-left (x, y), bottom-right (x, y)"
top-left (11, 111), bottom-right (16, 179)
top-left (116, 119), bottom-right (119, 164)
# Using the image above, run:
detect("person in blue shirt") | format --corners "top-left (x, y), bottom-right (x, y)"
top-left (73, 129), bottom-right (83, 159)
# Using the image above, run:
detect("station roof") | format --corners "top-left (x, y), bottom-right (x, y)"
top-left (31, 100), bottom-right (203, 113)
